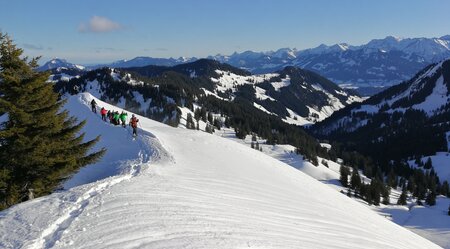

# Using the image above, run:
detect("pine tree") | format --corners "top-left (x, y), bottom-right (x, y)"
top-left (368, 178), bottom-right (382, 206)
top-left (0, 33), bottom-right (105, 209)
top-left (382, 186), bottom-right (390, 205)
top-left (186, 113), bottom-right (195, 129)
top-left (424, 157), bottom-right (432, 170)
top-left (207, 112), bottom-right (213, 124)
top-left (339, 165), bottom-right (350, 187)
top-left (425, 191), bottom-right (436, 206)
top-left (213, 118), bottom-right (221, 130)
top-left (440, 180), bottom-right (449, 197)
top-left (397, 187), bottom-right (407, 205)
top-left (386, 168), bottom-right (397, 188)
top-left (350, 168), bottom-right (362, 192)
top-left (194, 108), bottom-right (201, 121)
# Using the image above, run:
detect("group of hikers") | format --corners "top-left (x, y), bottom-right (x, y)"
top-left (91, 99), bottom-right (140, 137)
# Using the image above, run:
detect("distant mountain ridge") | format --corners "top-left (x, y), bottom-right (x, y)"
top-left (37, 58), bottom-right (85, 71)
top-left (40, 35), bottom-right (450, 89)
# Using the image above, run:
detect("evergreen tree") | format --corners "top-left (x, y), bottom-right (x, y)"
top-left (386, 168), bottom-right (397, 188)
top-left (350, 168), bottom-right (362, 192)
top-left (369, 179), bottom-right (381, 206)
top-left (207, 112), bottom-right (213, 124)
top-left (213, 118), bottom-right (221, 130)
top-left (194, 108), bottom-right (201, 121)
top-left (382, 186), bottom-right (390, 205)
top-left (224, 117), bottom-right (230, 128)
top-left (186, 113), bottom-right (195, 129)
top-left (440, 180), bottom-right (449, 197)
top-left (425, 191), bottom-right (436, 206)
top-left (339, 165), bottom-right (350, 187)
top-left (424, 157), bottom-right (432, 170)
top-left (397, 187), bottom-right (408, 205)
top-left (200, 107), bottom-right (207, 122)
top-left (0, 33), bottom-right (105, 209)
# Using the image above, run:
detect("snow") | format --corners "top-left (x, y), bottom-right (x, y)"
top-left (131, 91), bottom-right (152, 113)
top-left (221, 133), bottom-right (450, 249)
top-left (201, 88), bottom-right (227, 101)
top-left (270, 75), bottom-right (291, 91)
top-left (253, 102), bottom-right (273, 115)
top-left (282, 107), bottom-right (314, 126)
top-left (413, 76), bottom-right (449, 114)
top-left (211, 70), bottom-right (278, 94)
top-left (110, 69), bottom-right (121, 81)
top-left (383, 62), bottom-right (444, 110)
top-left (0, 93), bottom-right (442, 249)
top-left (254, 86), bottom-right (275, 101)
top-left (427, 152), bottom-right (450, 183)
top-left (353, 104), bottom-right (380, 114)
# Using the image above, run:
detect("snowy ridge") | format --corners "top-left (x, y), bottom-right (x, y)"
top-left (211, 69), bottom-right (277, 93)
top-left (209, 68), bottom-right (362, 125)
top-left (0, 93), bottom-right (441, 249)
top-left (38, 58), bottom-right (85, 72)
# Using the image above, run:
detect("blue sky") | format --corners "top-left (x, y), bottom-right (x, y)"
top-left (1, 0), bottom-right (449, 64)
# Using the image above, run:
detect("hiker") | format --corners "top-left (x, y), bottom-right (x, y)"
top-left (120, 111), bottom-right (128, 127)
top-left (107, 110), bottom-right (114, 123)
top-left (100, 107), bottom-right (108, 121)
top-left (129, 114), bottom-right (139, 137)
top-left (91, 99), bottom-right (97, 113)
top-left (113, 111), bottom-right (120, 125)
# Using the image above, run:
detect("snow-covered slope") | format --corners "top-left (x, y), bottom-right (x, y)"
top-left (0, 93), bottom-right (440, 249)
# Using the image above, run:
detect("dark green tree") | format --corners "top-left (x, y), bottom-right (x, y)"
top-left (186, 113), bottom-right (195, 129)
top-left (425, 191), bottom-right (436, 206)
top-left (397, 187), bottom-right (408, 205)
top-left (0, 33), bottom-right (105, 209)
top-left (350, 168), bottom-right (362, 192)
top-left (440, 180), bottom-right (449, 197)
top-left (207, 112), bottom-right (213, 124)
top-left (381, 186), bottom-right (390, 205)
top-left (339, 165), bottom-right (350, 187)
top-left (424, 157), bottom-right (433, 170)
top-left (369, 178), bottom-right (382, 206)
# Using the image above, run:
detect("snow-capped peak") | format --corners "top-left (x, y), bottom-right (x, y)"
top-left (38, 58), bottom-right (85, 71)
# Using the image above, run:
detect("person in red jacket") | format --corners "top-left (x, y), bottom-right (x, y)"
top-left (129, 114), bottom-right (139, 137)
top-left (100, 107), bottom-right (108, 121)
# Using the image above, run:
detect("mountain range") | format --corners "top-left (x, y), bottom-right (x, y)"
top-left (40, 35), bottom-right (450, 92)
top-left (52, 59), bottom-right (361, 127)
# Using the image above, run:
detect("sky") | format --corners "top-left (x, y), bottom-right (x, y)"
top-left (1, 0), bottom-right (450, 64)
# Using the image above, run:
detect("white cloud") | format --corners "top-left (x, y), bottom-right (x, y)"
top-left (78, 16), bottom-right (123, 33)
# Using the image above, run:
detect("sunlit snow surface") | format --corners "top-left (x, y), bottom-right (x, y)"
top-left (0, 93), bottom-right (441, 249)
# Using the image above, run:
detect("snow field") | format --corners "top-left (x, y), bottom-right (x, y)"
top-left (0, 93), bottom-right (442, 249)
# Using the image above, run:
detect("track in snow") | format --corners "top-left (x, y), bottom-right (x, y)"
top-left (22, 94), bottom-right (173, 249)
